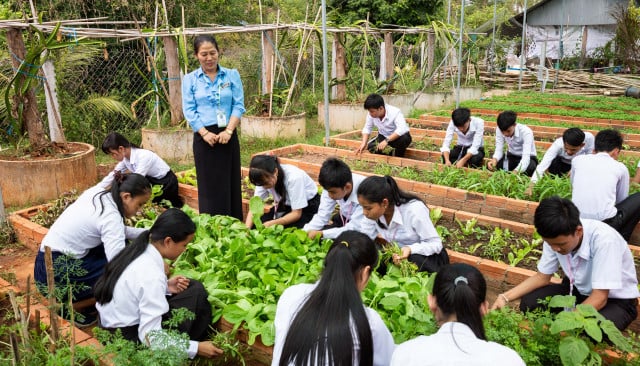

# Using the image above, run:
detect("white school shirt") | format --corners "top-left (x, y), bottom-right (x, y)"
top-left (40, 185), bottom-right (145, 261)
top-left (254, 164), bottom-right (318, 210)
top-left (570, 152), bottom-right (628, 220)
top-left (492, 124), bottom-right (537, 173)
top-left (440, 117), bottom-right (485, 155)
top-left (362, 104), bottom-right (410, 138)
top-left (537, 219), bottom-right (639, 299)
top-left (98, 148), bottom-right (171, 189)
top-left (302, 174), bottom-right (377, 239)
top-left (271, 283), bottom-right (396, 366)
top-left (96, 245), bottom-right (199, 358)
top-left (376, 200), bottom-right (443, 256)
top-left (390, 322), bottom-right (525, 366)
top-left (531, 133), bottom-right (595, 183)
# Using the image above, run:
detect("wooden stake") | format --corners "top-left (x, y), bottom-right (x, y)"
top-left (44, 246), bottom-right (59, 344)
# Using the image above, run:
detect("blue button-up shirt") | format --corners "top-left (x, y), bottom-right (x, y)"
top-left (182, 65), bottom-right (246, 132)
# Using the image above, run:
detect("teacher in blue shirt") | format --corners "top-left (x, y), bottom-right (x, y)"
top-left (182, 35), bottom-right (246, 219)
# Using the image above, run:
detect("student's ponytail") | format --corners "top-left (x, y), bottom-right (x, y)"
top-left (249, 155), bottom-right (287, 203)
top-left (94, 172), bottom-right (151, 217)
top-left (358, 175), bottom-right (423, 206)
top-left (432, 263), bottom-right (487, 340)
top-left (94, 208), bottom-right (196, 305)
top-left (279, 231), bottom-right (377, 366)
top-left (94, 229), bottom-right (150, 304)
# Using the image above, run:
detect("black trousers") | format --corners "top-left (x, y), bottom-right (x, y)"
top-left (520, 277), bottom-right (638, 331)
top-left (103, 279), bottom-right (212, 343)
top-left (442, 146), bottom-right (485, 168)
top-left (603, 192), bottom-right (640, 241)
top-left (367, 133), bottom-right (412, 157)
top-left (147, 170), bottom-right (184, 208)
top-left (496, 152), bottom-right (539, 177)
top-left (547, 156), bottom-right (572, 176)
top-left (260, 194), bottom-right (321, 229)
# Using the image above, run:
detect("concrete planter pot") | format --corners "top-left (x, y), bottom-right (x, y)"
top-left (141, 127), bottom-right (194, 164)
top-left (241, 113), bottom-right (306, 139)
top-left (0, 142), bottom-right (96, 207)
top-left (317, 102), bottom-right (367, 132)
top-left (382, 93), bottom-right (414, 116)
top-left (413, 87), bottom-right (482, 110)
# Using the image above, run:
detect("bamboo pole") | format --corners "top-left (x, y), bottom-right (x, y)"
top-left (44, 246), bottom-right (59, 344)
top-left (281, 5), bottom-right (321, 117)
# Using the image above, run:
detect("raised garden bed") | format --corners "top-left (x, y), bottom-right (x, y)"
top-left (6, 193), bottom-right (640, 362)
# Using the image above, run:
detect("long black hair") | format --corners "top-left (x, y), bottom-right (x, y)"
top-left (432, 263), bottom-right (487, 340)
top-left (249, 155), bottom-right (287, 204)
top-left (94, 172), bottom-right (151, 218)
top-left (279, 231), bottom-right (378, 366)
top-left (357, 175), bottom-right (423, 207)
top-left (94, 208), bottom-right (196, 304)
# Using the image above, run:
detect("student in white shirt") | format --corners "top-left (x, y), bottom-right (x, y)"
top-left (99, 132), bottom-right (183, 208)
top-left (571, 129), bottom-right (640, 241)
top-left (492, 196), bottom-right (639, 331)
top-left (245, 155), bottom-right (320, 229)
top-left (34, 173), bottom-right (151, 326)
top-left (530, 127), bottom-right (594, 184)
top-left (440, 107), bottom-right (485, 168)
top-left (355, 93), bottom-right (412, 157)
top-left (391, 263), bottom-right (525, 366)
top-left (95, 208), bottom-right (223, 360)
top-left (272, 231), bottom-right (395, 366)
top-left (357, 175), bottom-right (449, 273)
top-left (487, 110), bottom-right (538, 177)
top-left (303, 158), bottom-right (377, 240)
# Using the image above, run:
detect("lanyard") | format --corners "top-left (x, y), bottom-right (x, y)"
top-left (340, 202), bottom-right (353, 226)
top-left (564, 254), bottom-right (581, 310)
top-left (270, 188), bottom-right (280, 220)
top-left (380, 220), bottom-right (399, 244)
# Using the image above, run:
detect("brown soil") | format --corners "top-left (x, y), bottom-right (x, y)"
top-left (0, 142), bottom-right (89, 161)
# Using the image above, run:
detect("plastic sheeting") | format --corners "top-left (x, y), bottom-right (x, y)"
top-left (526, 24), bottom-right (615, 59)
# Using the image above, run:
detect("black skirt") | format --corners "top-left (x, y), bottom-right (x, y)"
top-left (193, 125), bottom-right (243, 220)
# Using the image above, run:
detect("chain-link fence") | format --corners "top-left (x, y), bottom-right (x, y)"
top-left (1, 27), bottom-right (468, 148)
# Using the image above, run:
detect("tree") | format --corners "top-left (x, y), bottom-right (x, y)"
top-left (327, 0), bottom-right (444, 27)
top-left (612, 1), bottom-right (640, 72)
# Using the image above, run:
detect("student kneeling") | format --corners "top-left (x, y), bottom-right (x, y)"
top-left (492, 197), bottom-right (639, 331)
top-left (95, 209), bottom-right (223, 359)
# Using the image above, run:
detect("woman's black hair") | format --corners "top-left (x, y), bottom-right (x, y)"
top-left (94, 172), bottom-right (151, 218)
top-left (101, 132), bottom-right (138, 154)
top-left (193, 35), bottom-right (219, 53)
top-left (249, 155), bottom-right (287, 204)
top-left (94, 208), bottom-right (196, 304)
top-left (432, 263), bottom-right (487, 340)
top-left (357, 175), bottom-right (422, 206)
top-left (279, 231), bottom-right (378, 366)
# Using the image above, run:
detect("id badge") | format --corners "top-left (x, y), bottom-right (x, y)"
top-left (217, 110), bottom-right (228, 127)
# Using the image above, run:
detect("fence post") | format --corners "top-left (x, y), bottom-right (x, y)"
top-left (332, 33), bottom-right (346, 101)
top-left (163, 36), bottom-right (183, 125)
top-left (262, 30), bottom-right (275, 95)
top-left (383, 32), bottom-right (394, 81)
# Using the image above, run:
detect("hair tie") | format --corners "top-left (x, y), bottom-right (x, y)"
top-left (454, 276), bottom-right (468, 286)
top-left (113, 171), bottom-right (126, 184)
top-left (341, 241), bottom-right (349, 248)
